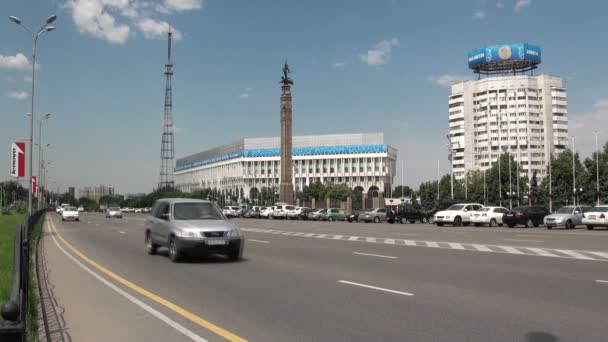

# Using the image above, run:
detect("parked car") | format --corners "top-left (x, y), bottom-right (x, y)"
top-left (433, 203), bottom-right (484, 226)
top-left (582, 205), bottom-right (608, 230)
top-left (298, 208), bottom-right (315, 220)
top-left (359, 208), bottom-right (389, 223)
top-left (144, 199), bottom-right (243, 262)
top-left (61, 207), bottom-right (80, 222)
top-left (272, 205), bottom-right (295, 219)
top-left (425, 201), bottom-right (459, 224)
top-left (392, 205), bottom-right (429, 224)
top-left (260, 206), bottom-right (274, 218)
top-left (347, 209), bottom-right (371, 223)
top-left (222, 206), bottom-right (242, 218)
top-left (502, 206), bottom-right (549, 228)
top-left (77, 206), bottom-right (85, 212)
top-left (544, 205), bottom-right (592, 229)
top-left (106, 207), bottom-right (123, 219)
top-left (320, 208), bottom-right (347, 221)
top-left (135, 208), bottom-right (143, 213)
top-left (307, 209), bottom-right (326, 221)
top-left (469, 206), bottom-right (509, 227)
top-left (288, 207), bottom-right (309, 220)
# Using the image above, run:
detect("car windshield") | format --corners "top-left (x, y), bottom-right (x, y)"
top-left (556, 206), bottom-right (574, 214)
top-left (447, 204), bottom-right (465, 211)
top-left (66, 207), bottom-right (77, 211)
top-left (591, 206), bottom-right (608, 212)
top-left (109, 207), bottom-right (120, 211)
top-left (173, 203), bottom-right (224, 220)
top-left (478, 208), bottom-right (490, 212)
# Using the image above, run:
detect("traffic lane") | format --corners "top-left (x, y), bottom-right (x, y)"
top-left (42, 219), bottom-right (198, 342)
top-left (233, 218), bottom-right (608, 251)
top-left (54, 216), bottom-right (608, 341)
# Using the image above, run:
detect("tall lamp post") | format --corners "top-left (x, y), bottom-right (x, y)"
top-left (571, 137), bottom-right (576, 205)
top-left (9, 14), bottom-right (57, 216)
top-left (594, 131), bottom-right (601, 205)
top-left (37, 113), bottom-right (51, 209)
top-left (446, 134), bottom-right (454, 200)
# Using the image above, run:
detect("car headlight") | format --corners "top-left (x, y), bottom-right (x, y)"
top-left (445, 216), bottom-right (450, 220)
top-left (556, 217), bottom-right (563, 223)
top-left (227, 229), bottom-right (241, 238)
top-left (175, 231), bottom-right (199, 239)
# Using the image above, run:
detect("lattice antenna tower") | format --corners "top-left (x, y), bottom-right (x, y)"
top-left (159, 26), bottom-right (175, 189)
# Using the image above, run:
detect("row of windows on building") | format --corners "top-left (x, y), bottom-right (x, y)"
top-left (243, 175), bottom-right (384, 188)
top-left (242, 157), bottom-right (388, 176)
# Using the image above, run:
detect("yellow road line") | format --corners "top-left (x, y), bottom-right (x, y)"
top-left (49, 217), bottom-right (247, 342)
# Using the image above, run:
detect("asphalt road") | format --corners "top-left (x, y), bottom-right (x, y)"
top-left (43, 213), bottom-right (608, 342)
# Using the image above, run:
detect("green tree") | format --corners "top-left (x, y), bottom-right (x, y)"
top-left (541, 148), bottom-right (589, 209)
top-left (392, 185), bottom-right (414, 198)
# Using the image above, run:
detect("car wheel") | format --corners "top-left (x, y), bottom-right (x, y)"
top-left (428, 217), bottom-right (435, 224)
top-left (489, 218), bottom-right (497, 227)
top-left (145, 233), bottom-right (157, 255)
top-left (436, 222), bottom-right (444, 227)
top-left (507, 224), bottom-right (515, 228)
top-left (421, 217), bottom-right (428, 224)
top-left (546, 226), bottom-right (553, 230)
top-left (374, 216), bottom-right (380, 223)
top-left (565, 220), bottom-right (573, 229)
top-left (62, 218), bottom-right (65, 221)
top-left (400, 217), bottom-right (407, 224)
top-left (168, 238), bottom-right (182, 262)
top-left (329, 217), bottom-right (335, 222)
top-left (453, 216), bottom-right (462, 227)
top-left (587, 225), bottom-right (594, 230)
top-left (76, 218), bottom-right (80, 222)
top-left (525, 219), bottom-right (533, 228)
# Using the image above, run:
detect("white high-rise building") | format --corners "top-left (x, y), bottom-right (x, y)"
top-left (449, 74), bottom-right (569, 180)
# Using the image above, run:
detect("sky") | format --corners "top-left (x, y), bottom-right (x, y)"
top-left (1, 0), bottom-right (607, 195)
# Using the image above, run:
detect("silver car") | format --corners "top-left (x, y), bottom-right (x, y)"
top-left (106, 207), bottom-right (123, 219)
top-left (144, 199), bottom-right (243, 262)
top-left (544, 205), bottom-right (592, 229)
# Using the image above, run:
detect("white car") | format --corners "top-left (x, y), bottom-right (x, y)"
top-left (288, 206), bottom-right (308, 220)
top-left (260, 206), bottom-right (275, 218)
top-left (582, 205), bottom-right (608, 230)
top-left (470, 206), bottom-right (509, 227)
top-left (61, 206), bottom-right (80, 221)
top-left (222, 206), bottom-right (242, 218)
top-left (78, 206), bottom-right (85, 212)
top-left (272, 205), bottom-right (294, 219)
top-left (434, 203), bottom-right (484, 226)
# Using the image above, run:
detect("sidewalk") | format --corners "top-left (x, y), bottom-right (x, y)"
top-left (36, 217), bottom-right (192, 342)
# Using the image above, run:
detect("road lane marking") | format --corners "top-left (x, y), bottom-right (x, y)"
top-left (448, 243), bottom-right (465, 250)
top-left (118, 230), bottom-right (126, 234)
top-left (516, 235), bottom-right (548, 238)
top-left (365, 237), bottom-right (376, 243)
top-left (248, 239), bottom-right (270, 244)
top-left (472, 244), bottom-right (493, 252)
top-left (384, 238), bottom-right (395, 245)
top-left (526, 248), bottom-right (559, 257)
top-left (353, 252), bottom-right (397, 259)
top-left (348, 236), bottom-right (360, 241)
top-left (425, 241), bottom-right (440, 248)
top-left (393, 233), bottom-right (418, 236)
top-left (49, 218), bottom-right (247, 342)
top-left (596, 280), bottom-right (608, 284)
top-left (589, 252), bottom-right (608, 259)
top-left (555, 249), bottom-right (594, 260)
top-left (504, 238), bottom-right (545, 243)
top-left (338, 280), bottom-right (413, 296)
top-left (48, 220), bottom-right (208, 342)
top-left (497, 246), bottom-right (525, 254)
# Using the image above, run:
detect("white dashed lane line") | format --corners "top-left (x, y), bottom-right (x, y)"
top-left (596, 280), bottom-right (608, 284)
top-left (248, 239), bottom-right (270, 244)
top-left (504, 238), bottom-right (545, 243)
top-left (353, 252), bottom-right (397, 259)
top-left (338, 280), bottom-right (414, 297)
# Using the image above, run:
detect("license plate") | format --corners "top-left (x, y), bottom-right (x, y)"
top-left (206, 239), bottom-right (228, 246)
top-left (507, 213), bottom-right (514, 216)
top-left (589, 215), bottom-right (596, 219)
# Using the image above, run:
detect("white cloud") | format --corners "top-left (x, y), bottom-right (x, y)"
top-left (7, 91), bottom-right (29, 100)
top-left (474, 9), bottom-right (486, 19)
top-left (428, 74), bottom-right (470, 87)
top-left (594, 99), bottom-right (608, 108)
top-left (65, 0), bottom-right (131, 44)
top-left (514, 0), bottom-right (531, 12)
top-left (156, 0), bottom-right (204, 14)
top-left (0, 53), bottom-right (31, 71)
top-left (332, 62), bottom-right (345, 68)
top-left (359, 38), bottom-right (399, 66)
top-left (496, 2), bottom-right (504, 9)
top-left (24, 76), bottom-right (32, 83)
top-left (238, 87), bottom-right (252, 99)
top-left (136, 18), bottom-right (183, 40)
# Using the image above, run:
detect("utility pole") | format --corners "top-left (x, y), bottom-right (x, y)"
top-left (516, 147), bottom-right (520, 207)
top-left (436, 159), bottom-right (440, 201)
top-left (508, 151), bottom-right (512, 209)
top-left (595, 131), bottom-right (601, 205)
top-left (571, 137), bottom-right (576, 206)
top-left (401, 159), bottom-right (404, 198)
top-left (548, 152), bottom-right (553, 212)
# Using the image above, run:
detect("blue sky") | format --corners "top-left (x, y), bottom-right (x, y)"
top-left (1, 0), bottom-right (607, 194)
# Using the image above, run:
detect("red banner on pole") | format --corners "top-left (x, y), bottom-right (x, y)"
top-left (10, 142), bottom-right (26, 178)
top-left (32, 176), bottom-right (37, 197)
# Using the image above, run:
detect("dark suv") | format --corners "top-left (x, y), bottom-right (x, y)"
top-left (390, 205), bottom-right (429, 224)
top-left (502, 206), bottom-right (549, 228)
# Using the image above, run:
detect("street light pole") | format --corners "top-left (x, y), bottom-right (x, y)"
top-left (508, 151), bottom-right (512, 210)
top-left (9, 14), bottom-right (57, 217)
top-left (595, 131), bottom-right (600, 205)
top-left (446, 134), bottom-right (454, 200)
top-left (436, 159), bottom-right (440, 201)
top-left (37, 113), bottom-right (51, 209)
top-left (571, 137), bottom-right (576, 205)
top-left (548, 152), bottom-right (553, 213)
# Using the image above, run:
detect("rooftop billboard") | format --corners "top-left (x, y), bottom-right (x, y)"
top-left (468, 43), bottom-right (541, 70)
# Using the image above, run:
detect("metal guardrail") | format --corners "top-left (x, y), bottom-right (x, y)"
top-left (0, 210), bottom-right (45, 342)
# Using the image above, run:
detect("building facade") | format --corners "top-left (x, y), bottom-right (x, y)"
top-left (175, 133), bottom-right (398, 201)
top-left (68, 187), bottom-right (75, 199)
top-left (79, 184), bottom-right (115, 203)
top-left (449, 74), bottom-right (569, 180)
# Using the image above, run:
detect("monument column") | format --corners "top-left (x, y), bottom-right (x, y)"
top-left (279, 62), bottom-right (295, 204)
